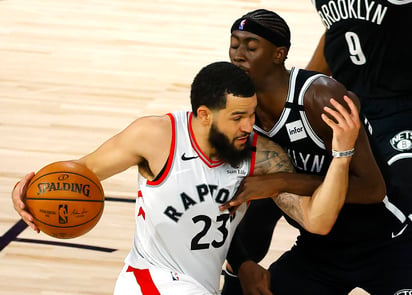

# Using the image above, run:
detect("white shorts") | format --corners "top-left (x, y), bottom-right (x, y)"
top-left (113, 264), bottom-right (218, 295)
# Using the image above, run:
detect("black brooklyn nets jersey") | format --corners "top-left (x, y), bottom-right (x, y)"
top-left (255, 67), bottom-right (394, 245)
top-left (254, 67), bottom-right (331, 177)
top-left (254, 68), bottom-right (332, 231)
top-left (312, 0), bottom-right (412, 102)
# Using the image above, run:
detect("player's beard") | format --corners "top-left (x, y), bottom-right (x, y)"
top-left (208, 123), bottom-right (252, 167)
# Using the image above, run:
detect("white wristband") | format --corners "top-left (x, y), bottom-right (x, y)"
top-left (332, 148), bottom-right (355, 158)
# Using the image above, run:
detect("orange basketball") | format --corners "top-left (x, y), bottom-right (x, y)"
top-left (25, 161), bottom-right (105, 239)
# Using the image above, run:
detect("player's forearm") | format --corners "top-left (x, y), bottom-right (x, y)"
top-left (274, 172), bottom-right (322, 196)
top-left (341, 131), bottom-right (386, 204)
top-left (303, 157), bottom-right (351, 234)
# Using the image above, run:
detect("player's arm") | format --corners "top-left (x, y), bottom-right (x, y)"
top-left (268, 97), bottom-right (359, 234)
top-left (230, 138), bottom-right (322, 202)
top-left (305, 32), bottom-right (332, 75)
top-left (306, 78), bottom-right (386, 203)
top-left (11, 115), bottom-right (172, 232)
top-left (219, 137), bottom-right (322, 212)
top-left (273, 96), bottom-right (358, 234)
top-left (76, 115), bottom-right (171, 181)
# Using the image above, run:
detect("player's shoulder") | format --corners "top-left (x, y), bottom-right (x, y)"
top-left (127, 114), bottom-right (174, 161)
top-left (311, 75), bottom-right (345, 93)
top-left (134, 114), bottom-right (171, 125)
top-left (294, 68), bottom-right (344, 99)
top-left (254, 134), bottom-right (294, 174)
top-left (134, 114), bottom-right (171, 127)
top-left (124, 114), bottom-right (173, 140)
top-left (255, 134), bottom-right (284, 153)
top-left (304, 75), bottom-right (351, 109)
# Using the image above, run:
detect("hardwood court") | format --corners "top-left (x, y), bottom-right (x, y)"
top-left (0, 1), bottom-right (367, 294)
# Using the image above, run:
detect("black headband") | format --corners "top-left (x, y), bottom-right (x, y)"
top-left (231, 17), bottom-right (291, 48)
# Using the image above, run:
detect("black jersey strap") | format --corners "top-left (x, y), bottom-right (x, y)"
top-left (284, 101), bottom-right (305, 111)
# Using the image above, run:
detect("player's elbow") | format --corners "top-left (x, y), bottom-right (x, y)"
top-left (306, 224), bottom-right (332, 235)
top-left (302, 202), bottom-right (341, 235)
top-left (304, 215), bottom-right (337, 235)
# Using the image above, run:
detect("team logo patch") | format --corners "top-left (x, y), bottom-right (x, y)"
top-left (390, 130), bottom-right (412, 152)
top-left (394, 289), bottom-right (412, 295)
top-left (286, 120), bottom-right (307, 142)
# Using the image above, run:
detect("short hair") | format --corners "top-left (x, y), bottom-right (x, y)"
top-left (190, 61), bottom-right (255, 115)
top-left (231, 9), bottom-right (291, 49)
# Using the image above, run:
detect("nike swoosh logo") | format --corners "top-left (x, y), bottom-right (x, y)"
top-left (392, 223), bottom-right (408, 239)
top-left (181, 153), bottom-right (199, 161)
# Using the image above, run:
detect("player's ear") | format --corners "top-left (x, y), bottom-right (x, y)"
top-left (273, 46), bottom-right (288, 64)
top-left (197, 106), bottom-right (212, 125)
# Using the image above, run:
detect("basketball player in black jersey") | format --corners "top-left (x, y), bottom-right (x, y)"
top-left (221, 9), bottom-right (412, 295)
top-left (307, 0), bottom-right (412, 242)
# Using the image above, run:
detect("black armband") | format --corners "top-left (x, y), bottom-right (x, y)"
top-left (226, 229), bottom-right (250, 274)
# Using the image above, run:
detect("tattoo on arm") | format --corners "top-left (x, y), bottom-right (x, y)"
top-left (254, 137), bottom-right (294, 175)
top-left (274, 192), bottom-right (305, 227)
top-left (254, 136), bottom-right (307, 227)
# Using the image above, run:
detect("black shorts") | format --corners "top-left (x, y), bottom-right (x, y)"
top-left (269, 233), bottom-right (412, 295)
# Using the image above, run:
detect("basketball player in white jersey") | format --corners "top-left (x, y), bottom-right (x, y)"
top-left (12, 61), bottom-right (360, 294)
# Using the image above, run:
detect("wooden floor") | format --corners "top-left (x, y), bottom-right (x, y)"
top-left (0, 1), bottom-right (368, 294)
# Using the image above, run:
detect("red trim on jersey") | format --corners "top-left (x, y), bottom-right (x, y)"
top-left (126, 266), bottom-right (160, 295)
top-left (147, 113), bottom-right (176, 186)
top-left (187, 112), bottom-right (224, 168)
top-left (249, 132), bottom-right (258, 176)
top-left (137, 207), bottom-right (146, 219)
top-left (138, 190), bottom-right (143, 198)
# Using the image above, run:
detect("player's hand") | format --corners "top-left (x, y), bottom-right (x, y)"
top-left (219, 174), bottom-right (280, 213)
top-left (11, 172), bottom-right (39, 233)
top-left (321, 96), bottom-right (360, 153)
top-left (238, 261), bottom-right (272, 295)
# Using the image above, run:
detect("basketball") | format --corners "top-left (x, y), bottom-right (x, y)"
top-left (25, 161), bottom-right (105, 239)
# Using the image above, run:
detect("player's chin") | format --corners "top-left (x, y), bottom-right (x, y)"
top-left (233, 142), bottom-right (247, 151)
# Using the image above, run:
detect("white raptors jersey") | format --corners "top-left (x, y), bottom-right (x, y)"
top-left (124, 111), bottom-right (257, 294)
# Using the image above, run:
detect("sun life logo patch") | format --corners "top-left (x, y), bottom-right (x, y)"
top-left (390, 130), bottom-right (412, 152)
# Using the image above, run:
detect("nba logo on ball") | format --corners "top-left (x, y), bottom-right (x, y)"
top-left (59, 204), bottom-right (68, 224)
